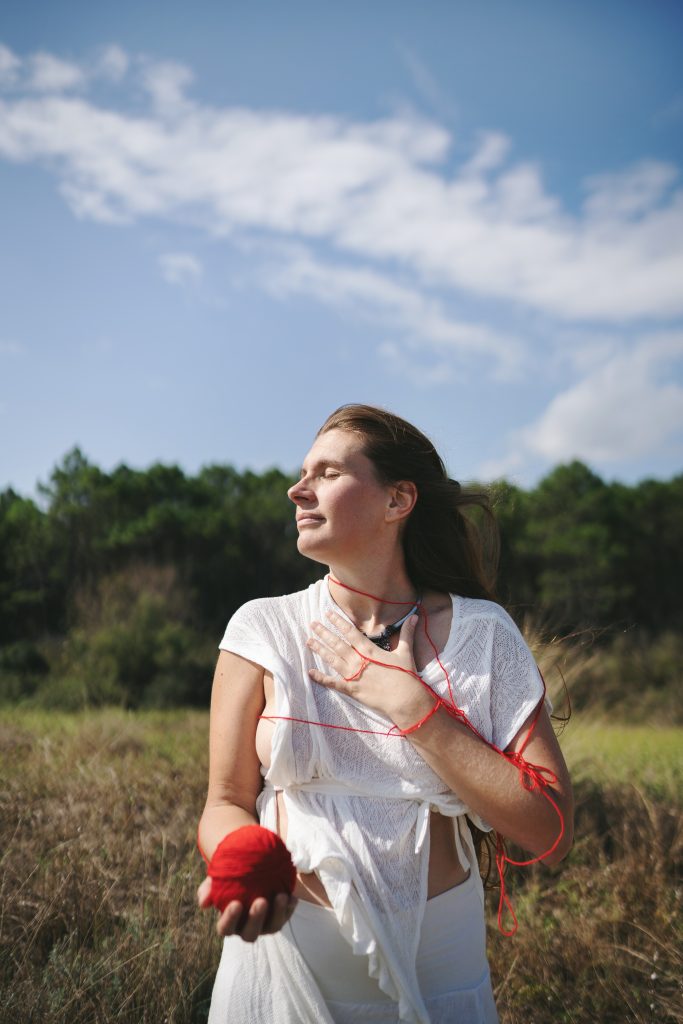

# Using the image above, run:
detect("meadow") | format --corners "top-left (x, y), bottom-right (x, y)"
top-left (1, 707), bottom-right (680, 1023)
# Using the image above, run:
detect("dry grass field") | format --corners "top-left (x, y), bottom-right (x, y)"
top-left (1, 707), bottom-right (681, 1023)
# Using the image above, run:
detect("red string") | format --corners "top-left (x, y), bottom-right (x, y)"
top-left (259, 575), bottom-right (565, 936)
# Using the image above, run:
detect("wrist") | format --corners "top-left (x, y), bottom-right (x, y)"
top-left (391, 688), bottom-right (440, 733)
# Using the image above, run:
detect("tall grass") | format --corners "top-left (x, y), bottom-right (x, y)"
top-left (0, 710), bottom-right (217, 1023)
top-left (1, 708), bottom-right (681, 1022)
top-left (488, 732), bottom-right (682, 1023)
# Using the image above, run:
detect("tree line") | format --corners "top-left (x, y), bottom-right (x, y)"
top-left (1, 447), bottom-right (681, 709)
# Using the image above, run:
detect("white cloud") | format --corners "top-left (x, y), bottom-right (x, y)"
top-left (141, 59), bottom-right (194, 115)
top-left (463, 131), bottom-right (510, 175)
top-left (159, 251), bottom-right (203, 285)
top-left (395, 42), bottom-right (457, 122)
top-left (96, 45), bottom-right (129, 82)
top-left (0, 45), bottom-right (681, 327)
top-left (524, 333), bottom-right (683, 463)
top-left (583, 160), bottom-right (679, 221)
top-left (59, 179), bottom-right (132, 224)
top-left (477, 449), bottom-right (525, 482)
top-left (0, 43), bottom-right (21, 86)
top-left (376, 340), bottom-right (453, 387)
top-left (481, 333), bottom-right (683, 478)
top-left (26, 52), bottom-right (85, 92)
top-left (263, 246), bottom-right (523, 375)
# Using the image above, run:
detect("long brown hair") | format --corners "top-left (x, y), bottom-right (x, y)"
top-left (318, 404), bottom-right (499, 601)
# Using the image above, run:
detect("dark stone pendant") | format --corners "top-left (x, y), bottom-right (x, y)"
top-left (363, 596), bottom-right (422, 651)
top-left (370, 633), bottom-right (393, 651)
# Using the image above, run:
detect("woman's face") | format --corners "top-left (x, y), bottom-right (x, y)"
top-left (287, 428), bottom-right (394, 565)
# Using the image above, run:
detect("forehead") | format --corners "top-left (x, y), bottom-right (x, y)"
top-left (301, 428), bottom-right (369, 469)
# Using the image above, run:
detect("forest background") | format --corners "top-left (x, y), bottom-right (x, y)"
top-left (1, 449), bottom-right (682, 1022)
top-left (1, 445), bottom-right (681, 719)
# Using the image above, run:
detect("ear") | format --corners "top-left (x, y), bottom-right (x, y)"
top-left (386, 481), bottom-right (417, 523)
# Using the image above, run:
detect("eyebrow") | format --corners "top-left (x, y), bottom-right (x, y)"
top-left (299, 458), bottom-right (346, 477)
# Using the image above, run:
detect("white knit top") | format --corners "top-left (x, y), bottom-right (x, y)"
top-left (211, 577), bottom-right (545, 1024)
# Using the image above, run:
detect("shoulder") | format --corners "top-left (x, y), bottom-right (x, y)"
top-left (225, 580), bottom-right (322, 630)
top-left (219, 586), bottom-right (315, 658)
top-left (456, 595), bottom-right (522, 634)
top-left (453, 596), bottom-right (533, 660)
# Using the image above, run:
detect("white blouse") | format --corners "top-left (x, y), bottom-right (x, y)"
top-left (208, 577), bottom-right (545, 1024)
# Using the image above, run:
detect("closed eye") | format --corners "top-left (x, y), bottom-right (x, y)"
top-left (298, 460), bottom-right (346, 480)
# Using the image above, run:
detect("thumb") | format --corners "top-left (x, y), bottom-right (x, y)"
top-left (197, 875), bottom-right (214, 909)
top-left (398, 613), bottom-right (420, 651)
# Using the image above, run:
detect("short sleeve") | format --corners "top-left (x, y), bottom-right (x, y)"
top-left (218, 599), bottom-right (283, 679)
top-left (489, 614), bottom-right (547, 751)
top-left (219, 600), bottom-right (260, 651)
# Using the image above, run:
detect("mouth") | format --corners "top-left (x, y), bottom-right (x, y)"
top-left (296, 514), bottom-right (325, 527)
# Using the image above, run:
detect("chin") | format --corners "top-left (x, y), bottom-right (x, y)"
top-left (296, 535), bottom-right (332, 566)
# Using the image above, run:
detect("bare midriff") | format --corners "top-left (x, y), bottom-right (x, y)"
top-left (276, 790), bottom-right (470, 906)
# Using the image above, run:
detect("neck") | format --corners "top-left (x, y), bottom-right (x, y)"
top-left (326, 557), bottom-right (417, 633)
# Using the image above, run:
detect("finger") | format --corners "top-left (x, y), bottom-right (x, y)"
top-left (306, 635), bottom-right (348, 676)
top-left (217, 900), bottom-right (246, 937)
top-left (397, 614), bottom-right (420, 652)
top-left (325, 610), bottom-right (364, 640)
top-left (197, 876), bottom-right (213, 909)
top-left (308, 667), bottom-right (344, 689)
top-left (311, 620), bottom-right (356, 657)
top-left (262, 892), bottom-right (298, 935)
top-left (238, 897), bottom-right (270, 943)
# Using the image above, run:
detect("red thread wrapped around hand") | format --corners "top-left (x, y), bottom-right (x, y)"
top-left (206, 825), bottom-right (297, 912)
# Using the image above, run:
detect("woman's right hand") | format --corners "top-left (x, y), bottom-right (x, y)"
top-left (197, 877), bottom-right (298, 942)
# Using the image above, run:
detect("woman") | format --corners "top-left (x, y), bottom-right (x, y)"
top-left (197, 404), bottom-right (574, 1024)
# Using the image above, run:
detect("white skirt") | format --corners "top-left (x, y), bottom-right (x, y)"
top-left (208, 873), bottom-right (498, 1024)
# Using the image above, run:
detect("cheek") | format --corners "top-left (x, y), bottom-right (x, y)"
top-left (332, 486), bottom-right (385, 528)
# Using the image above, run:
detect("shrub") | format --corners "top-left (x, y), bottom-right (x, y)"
top-left (35, 565), bottom-right (214, 709)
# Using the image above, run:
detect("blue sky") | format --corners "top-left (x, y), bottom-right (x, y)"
top-left (1, 0), bottom-right (682, 499)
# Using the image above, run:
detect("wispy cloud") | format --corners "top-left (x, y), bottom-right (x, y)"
top-left (524, 333), bottom-right (683, 463)
top-left (0, 43), bottom-right (681, 325)
top-left (141, 59), bottom-right (194, 115)
top-left (481, 332), bottom-right (683, 477)
top-left (582, 160), bottom-right (679, 220)
top-left (96, 45), bottom-right (129, 83)
top-left (262, 245), bottom-right (522, 376)
top-left (159, 251), bottom-right (203, 285)
top-left (0, 43), bottom-right (20, 85)
top-left (376, 340), bottom-right (453, 387)
top-left (462, 131), bottom-right (510, 176)
top-left (26, 52), bottom-right (86, 92)
top-left (394, 42), bottom-right (457, 122)
top-left (1, 42), bottom-right (682, 479)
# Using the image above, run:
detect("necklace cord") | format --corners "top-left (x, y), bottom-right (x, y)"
top-left (258, 574), bottom-right (564, 936)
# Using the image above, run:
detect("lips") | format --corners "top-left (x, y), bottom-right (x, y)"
top-left (296, 514), bottom-right (325, 527)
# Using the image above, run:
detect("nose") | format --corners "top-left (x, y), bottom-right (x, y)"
top-left (287, 476), bottom-right (313, 505)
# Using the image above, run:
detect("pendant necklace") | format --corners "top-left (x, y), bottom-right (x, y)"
top-left (363, 596), bottom-right (422, 650)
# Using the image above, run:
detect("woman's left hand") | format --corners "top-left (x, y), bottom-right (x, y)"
top-left (307, 610), bottom-right (435, 727)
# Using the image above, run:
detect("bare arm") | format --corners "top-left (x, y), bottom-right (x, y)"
top-left (308, 610), bottom-right (574, 863)
top-left (396, 701), bottom-right (574, 863)
top-left (197, 649), bottom-right (297, 940)
top-left (198, 649), bottom-right (265, 860)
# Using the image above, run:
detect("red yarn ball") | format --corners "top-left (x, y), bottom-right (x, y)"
top-left (206, 825), bottom-right (297, 912)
